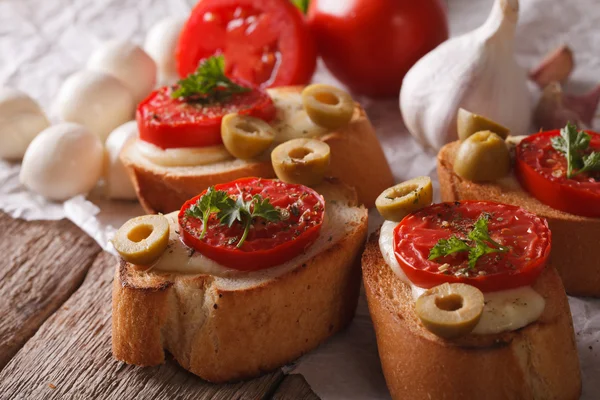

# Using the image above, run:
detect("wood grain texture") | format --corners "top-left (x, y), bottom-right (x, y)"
top-left (0, 252), bottom-right (290, 399)
top-left (273, 375), bottom-right (320, 400)
top-left (0, 212), bottom-right (101, 370)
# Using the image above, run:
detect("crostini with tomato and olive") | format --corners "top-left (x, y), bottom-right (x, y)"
top-left (111, 176), bottom-right (368, 382)
top-left (438, 114), bottom-right (600, 296)
top-left (362, 177), bottom-right (581, 400)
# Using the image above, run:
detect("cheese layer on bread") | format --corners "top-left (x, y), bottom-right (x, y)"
top-left (379, 220), bottom-right (545, 335)
top-left (135, 89), bottom-right (328, 167)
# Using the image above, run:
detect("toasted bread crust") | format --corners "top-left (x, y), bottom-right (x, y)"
top-left (112, 184), bottom-right (368, 382)
top-left (362, 234), bottom-right (581, 400)
top-left (438, 141), bottom-right (600, 296)
top-left (121, 87), bottom-right (394, 213)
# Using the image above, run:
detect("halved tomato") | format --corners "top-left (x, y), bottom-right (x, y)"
top-left (515, 130), bottom-right (600, 218)
top-left (177, 0), bottom-right (317, 88)
top-left (136, 85), bottom-right (276, 149)
top-left (394, 201), bottom-right (551, 292)
top-left (178, 177), bottom-right (325, 270)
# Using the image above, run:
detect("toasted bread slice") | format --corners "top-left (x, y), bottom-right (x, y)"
top-left (112, 180), bottom-right (368, 383)
top-left (121, 86), bottom-right (394, 214)
top-left (362, 233), bottom-right (581, 400)
top-left (438, 140), bottom-right (600, 297)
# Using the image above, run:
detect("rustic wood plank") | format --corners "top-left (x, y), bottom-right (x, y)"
top-left (0, 212), bottom-right (101, 370)
top-left (0, 251), bottom-right (286, 399)
top-left (272, 374), bottom-right (320, 400)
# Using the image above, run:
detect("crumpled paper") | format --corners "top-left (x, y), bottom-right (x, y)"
top-left (1, 0), bottom-right (598, 398)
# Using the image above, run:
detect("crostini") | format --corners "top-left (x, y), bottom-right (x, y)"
top-left (438, 116), bottom-right (600, 296)
top-left (363, 178), bottom-right (581, 399)
top-left (112, 177), bottom-right (368, 382)
top-left (121, 56), bottom-right (394, 213)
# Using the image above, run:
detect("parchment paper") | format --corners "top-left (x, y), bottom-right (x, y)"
top-left (1, 0), bottom-right (598, 398)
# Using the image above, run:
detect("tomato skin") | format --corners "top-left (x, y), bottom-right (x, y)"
top-left (393, 201), bottom-right (551, 292)
top-left (307, 0), bottom-right (449, 97)
top-left (177, 0), bottom-right (317, 89)
top-left (515, 130), bottom-right (600, 218)
top-left (136, 85), bottom-right (276, 149)
top-left (178, 178), bottom-right (325, 271)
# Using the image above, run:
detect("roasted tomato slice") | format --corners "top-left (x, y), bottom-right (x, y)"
top-left (515, 130), bottom-right (600, 218)
top-left (136, 85), bottom-right (276, 149)
top-left (177, 0), bottom-right (317, 88)
top-left (178, 177), bottom-right (325, 270)
top-left (394, 201), bottom-right (551, 292)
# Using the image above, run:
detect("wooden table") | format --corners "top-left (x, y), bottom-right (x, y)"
top-left (0, 212), bottom-right (319, 399)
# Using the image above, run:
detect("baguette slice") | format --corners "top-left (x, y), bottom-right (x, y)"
top-left (112, 180), bottom-right (368, 383)
top-left (362, 233), bottom-right (581, 400)
top-left (438, 141), bottom-right (600, 296)
top-left (121, 86), bottom-right (394, 214)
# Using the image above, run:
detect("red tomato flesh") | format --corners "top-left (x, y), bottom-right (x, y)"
top-left (394, 201), bottom-right (551, 292)
top-left (178, 177), bottom-right (325, 271)
top-left (177, 0), bottom-right (316, 89)
top-left (515, 130), bottom-right (600, 218)
top-left (136, 85), bottom-right (276, 149)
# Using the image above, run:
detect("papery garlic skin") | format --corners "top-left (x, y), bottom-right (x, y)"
top-left (0, 88), bottom-right (50, 160)
top-left (400, 0), bottom-right (531, 151)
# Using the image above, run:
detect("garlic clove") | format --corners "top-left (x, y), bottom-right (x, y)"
top-left (529, 45), bottom-right (575, 88)
top-left (399, 0), bottom-right (531, 151)
top-left (533, 82), bottom-right (600, 130)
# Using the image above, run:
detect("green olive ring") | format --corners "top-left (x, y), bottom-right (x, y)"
top-left (271, 138), bottom-right (331, 186)
top-left (415, 282), bottom-right (485, 339)
top-left (375, 176), bottom-right (433, 222)
top-left (112, 214), bottom-right (170, 266)
top-left (453, 130), bottom-right (511, 182)
top-left (302, 84), bottom-right (354, 130)
top-left (221, 113), bottom-right (275, 160)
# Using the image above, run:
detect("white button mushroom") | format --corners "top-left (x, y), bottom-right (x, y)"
top-left (55, 70), bottom-right (135, 143)
top-left (20, 123), bottom-right (104, 201)
top-left (87, 40), bottom-right (157, 104)
top-left (0, 88), bottom-right (50, 160)
top-left (144, 17), bottom-right (185, 86)
top-left (104, 120), bottom-right (138, 200)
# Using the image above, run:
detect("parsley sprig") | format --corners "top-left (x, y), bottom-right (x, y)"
top-left (551, 122), bottom-right (600, 178)
top-left (171, 55), bottom-right (251, 102)
top-left (185, 186), bottom-right (281, 248)
top-left (428, 214), bottom-right (509, 270)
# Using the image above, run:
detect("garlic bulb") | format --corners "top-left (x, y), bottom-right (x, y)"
top-left (400, 0), bottom-right (531, 151)
top-left (144, 17), bottom-right (185, 86)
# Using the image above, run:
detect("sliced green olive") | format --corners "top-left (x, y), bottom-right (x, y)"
top-left (457, 108), bottom-right (510, 141)
top-left (221, 113), bottom-right (275, 160)
top-left (271, 138), bottom-right (330, 186)
top-left (453, 131), bottom-right (511, 182)
top-left (112, 214), bottom-right (170, 265)
top-left (302, 84), bottom-right (354, 130)
top-left (375, 177), bottom-right (433, 221)
top-left (415, 283), bottom-right (484, 339)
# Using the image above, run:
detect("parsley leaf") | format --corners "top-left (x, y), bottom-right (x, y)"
top-left (292, 0), bottom-right (309, 13)
top-left (574, 151), bottom-right (600, 176)
top-left (185, 187), bottom-right (233, 239)
top-left (551, 122), bottom-right (593, 178)
top-left (428, 215), bottom-right (509, 271)
top-left (171, 55), bottom-right (251, 102)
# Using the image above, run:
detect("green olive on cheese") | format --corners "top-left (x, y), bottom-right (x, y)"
top-left (221, 113), bottom-right (275, 160)
top-left (415, 282), bottom-right (484, 339)
top-left (457, 108), bottom-right (510, 141)
top-left (453, 130), bottom-right (511, 182)
top-left (375, 176), bottom-right (433, 222)
top-left (271, 138), bottom-right (330, 186)
top-left (112, 214), bottom-right (170, 265)
top-left (302, 84), bottom-right (354, 130)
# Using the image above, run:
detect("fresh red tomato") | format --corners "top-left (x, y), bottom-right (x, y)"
top-left (393, 201), bottom-right (551, 292)
top-left (177, 0), bottom-right (317, 89)
top-left (515, 130), bottom-right (600, 218)
top-left (178, 177), bottom-right (325, 270)
top-left (307, 0), bottom-right (449, 97)
top-left (136, 85), bottom-right (276, 149)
